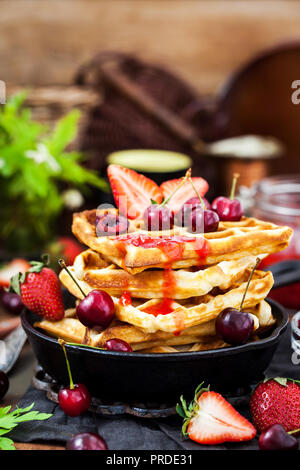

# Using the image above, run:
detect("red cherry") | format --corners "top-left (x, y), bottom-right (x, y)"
top-left (58, 383), bottom-right (91, 417)
top-left (211, 196), bottom-right (243, 222)
top-left (66, 432), bottom-right (108, 450)
top-left (96, 213), bottom-right (129, 236)
top-left (187, 207), bottom-right (204, 233)
top-left (175, 197), bottom-right (210, 226)
top-left (215, 308), bottom-right (254, 345)
top-left (105, 338), bottom-right (133, 352)
top-left (258, 424), bottom-right (299, 450)
top-left (143, 205), bottom-right (174, 231)
top-left (0, 370), bottom-right (9, 400)
top-left (212, 173), bottom-right (243, 222)
top-left (1, 292), bottom-right (23, 315)
top-left (76, 290), bottom-right (115, 329)
top-left (203, 210), bottom-right (219, 232)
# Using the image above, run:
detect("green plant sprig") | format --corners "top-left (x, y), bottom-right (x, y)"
top-left (0, 402), bottom-right (52, 450)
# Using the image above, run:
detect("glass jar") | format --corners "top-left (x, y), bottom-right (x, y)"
top-left (252, 175), bottom-right (300, 309)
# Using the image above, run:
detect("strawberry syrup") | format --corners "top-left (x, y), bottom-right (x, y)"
top-left (116, 234), bottom-right (210, 334)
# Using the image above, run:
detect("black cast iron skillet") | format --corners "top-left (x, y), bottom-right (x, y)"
top-left (21, 298), bottom-right (288, 404)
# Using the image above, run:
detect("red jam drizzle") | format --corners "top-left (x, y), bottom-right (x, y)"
top-left (115, 234), bottom-right (210, 264)
top-left (119, 291), bottom-right (132, 306)
top-left (143, 298), bottom-right (174, 317)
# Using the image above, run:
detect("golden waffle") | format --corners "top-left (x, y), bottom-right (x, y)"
top-left (35, 300), bottom-right (274, 352)
top-left (61, 249), bottom-right (261, 299)
top-left (113, 270), bottom-right (273, 333)
top-left (72, 209), bottom-right (292, 274)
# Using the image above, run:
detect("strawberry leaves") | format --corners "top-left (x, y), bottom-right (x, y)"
top-left (0, 402), bottom-right (52, 450)
top-left (263, 377), bottom-right (300, 387)
top-left (9, 254), bottom-right (50, 295)
top-left (176, 382), bottom-right (211, 437)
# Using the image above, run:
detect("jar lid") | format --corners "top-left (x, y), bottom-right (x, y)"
top-left (254, 175), bottom-right (300, 217)
top-left (208, 135), bottom-right (283, 160)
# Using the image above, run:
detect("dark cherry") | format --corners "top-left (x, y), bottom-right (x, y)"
top-left (143, 205), bottom-right (174, 231)
top-left (215, 307), bottom-right (254, 345)
top-left (105, 338), bottom-right (133, 352)
top-left (66, 432), bottom-right (108, 450)
top-left (0, 370), bottom-right (9, 400)
top-left (203, 210), bottom-right (219, 233)
top-left (76, 290), bottom-right (115, 329)
top-left (211, 196), bottom-right (243, 222)
top-left (58, 383), bottom-right (91, 417)
top-left (175, 197), bottom-right (210, 226)
top-left (187, 207), bottom-right (204, 233)
top-left (188, 207), bottom-right (219, 233)
top-left (96, 213), bottom-right (129, 236)
top-left (1, 292), bottom-right (23, 315)
top-left (258, 424), bottom-right (299, 450)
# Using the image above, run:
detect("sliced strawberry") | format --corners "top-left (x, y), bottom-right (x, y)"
top-left (177, 383), bottom-right (256, 445)
top-left (107, 165), bottom-right (163, 219)
top-left (161, 177), bottom-right (209, 214)
top-left (0, 259), bottom-right (31, 288)
top-left (188, 391), bottom-right (256, 444)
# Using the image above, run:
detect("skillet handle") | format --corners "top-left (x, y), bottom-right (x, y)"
top-left (268, 260), bottom-right (300, 289)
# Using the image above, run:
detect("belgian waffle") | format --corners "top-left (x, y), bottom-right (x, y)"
top-left (58, 265), bottom-right (273, 333)
top-left (35, 300), bottom-right (274, 351)
top-left (60, 249), bottom-right (261, 299)
top-left (72, 209), bottom-right (292, 274)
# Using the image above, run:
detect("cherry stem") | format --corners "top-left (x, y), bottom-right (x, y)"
top-left (288, 428), bottom-right (300, 435)
top-left (58, 258), bottom-right (87, 299)
top-left (239, 258), bottom-right (261, 311)
top-left (160, 168), bottom-right (191, 207)
top-left (58, 339), bottom-right (74, 390)
top-left (66, 341), bottom-right (105, 351)
top-left (188, 177), bottom-right (206, 210)
top-left (230, 173), bottom-right (240, 200)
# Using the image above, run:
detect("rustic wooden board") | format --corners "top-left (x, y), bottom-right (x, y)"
top-left (1, 1), bottom-right (300, 93)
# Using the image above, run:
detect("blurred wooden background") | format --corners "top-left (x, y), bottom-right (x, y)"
top-left (1, 0), bottom-right (300, 94)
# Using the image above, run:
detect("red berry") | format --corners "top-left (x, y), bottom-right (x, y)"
top-left (17, 266), bottom-right (64, 321)
top-left (66, 432), bottom-right (108, 450)
top-left (105, 338), bottom-right (133, 352)
top-left (187, 207), bottom-right (204, 233)
top-left (215, 308), bottom-right (254, 344)
top-left (1, 292), bottom-right (23, 315)
top-left (203, 209), bottom-right (219, 232)
top-left (143, 205), bottom-right (174, 231)
top-left (107, 164), bottom-right (163, 219)
top-left (175, 197), bottom-right (210, 226)
top-left (250, 378), bottom-right (300, 433)
top-left (258, 424), bottom-right (298, 450)
top-left (96, 213), bottom-right (129, 236)
top-left (211, 196), bottom-right (243, 222)
top-left (76, 290), bottom-right (115, 329)
top-left (161, 177), bottom-right (209, 214)
top-left (58, 383), bottom-right (91, 417)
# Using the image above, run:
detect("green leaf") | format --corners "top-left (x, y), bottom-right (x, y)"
top-left (0, 402), bottom-right (52, 448)
top-left (47, 110), bottom-right (80, 155)
top-left (181, 419), bottom-right (190, 437)
top-left (9, 273), bottom-right (21, 295)
top-left (0, 437), bottom-right (16, 450)
top-left (176, 403), bottom-right (186, 418)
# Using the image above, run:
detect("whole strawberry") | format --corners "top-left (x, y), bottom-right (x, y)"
top-left (10, 255), bottom-right (64, 321)
top-left (250, 377), bottom-right (300, 433)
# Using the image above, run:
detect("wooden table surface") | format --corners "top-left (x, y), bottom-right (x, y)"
top-left (1, 310), bottom-right (65, 451)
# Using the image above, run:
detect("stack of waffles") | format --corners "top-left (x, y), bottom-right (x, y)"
top-left (36, 207), bottom-right (293, 353)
